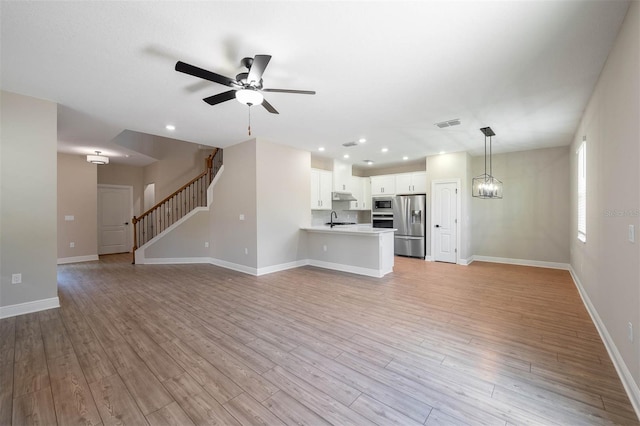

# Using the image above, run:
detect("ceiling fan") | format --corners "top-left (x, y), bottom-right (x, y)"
top-left (175, 54), bottom-right (315, 115)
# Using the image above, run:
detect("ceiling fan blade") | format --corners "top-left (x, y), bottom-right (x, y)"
top-left (262, 98), bottom-right (279, 114)
top-left (262, 88), bottom-right (316, 95)
top-left (175, 61), bottom-right (237, 87)
top-left (247, 55), bottom-right (271, 85)
top-left (203, 90), bottom-right (237, 106)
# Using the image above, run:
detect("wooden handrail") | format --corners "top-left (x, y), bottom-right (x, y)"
top-left (131, 148), bottom-right (222, 263)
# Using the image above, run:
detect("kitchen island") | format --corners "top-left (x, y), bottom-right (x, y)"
top-left (301, 225), bottom-right (395, 278)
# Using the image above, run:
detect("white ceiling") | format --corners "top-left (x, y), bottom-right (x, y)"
top-left (0, 1), bottom-right (630, 167)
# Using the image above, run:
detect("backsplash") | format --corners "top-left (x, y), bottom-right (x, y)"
top-left (311, 201), bottom-right (371, 226)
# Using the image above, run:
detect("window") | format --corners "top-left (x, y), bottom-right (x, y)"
top-left (577, 139), bottom-right (586, 242)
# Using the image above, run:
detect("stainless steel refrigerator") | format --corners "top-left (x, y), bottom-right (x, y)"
top-left (392, 194), bottom-right (426, 258)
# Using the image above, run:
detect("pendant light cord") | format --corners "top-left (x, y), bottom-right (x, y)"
top-left (484, 134), bottom-right (488, 180)
top-left (489, 135), bottom-right (493, 177)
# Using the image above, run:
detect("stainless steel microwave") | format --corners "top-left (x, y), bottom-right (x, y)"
top-left (372, 196), bottom-right (393, 213)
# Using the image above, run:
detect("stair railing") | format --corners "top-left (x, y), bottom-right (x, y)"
top-left (132, 148), bottom-right (222, 263)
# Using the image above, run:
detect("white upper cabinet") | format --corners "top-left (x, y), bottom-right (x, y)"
top-left (395, 171), bottom-right (427, 194)
top-left (349, 176), bottom-right (372, 210)
top-left (333, 160), bottom-right (352, 193)
top-left (361, 177), bottom-right (371, 210)
top-left (311, 168), bottom-right (332, 210)
top-left (370, 175), bottom-right (396, 195)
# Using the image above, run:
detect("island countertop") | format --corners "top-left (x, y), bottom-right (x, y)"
top-left (301, 224), bottom-right (395, 277)
top-left (301, 224), bottom-right (396, 236)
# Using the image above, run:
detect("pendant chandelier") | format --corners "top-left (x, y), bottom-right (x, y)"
top-left (472, 126), bottom-right (503, 199)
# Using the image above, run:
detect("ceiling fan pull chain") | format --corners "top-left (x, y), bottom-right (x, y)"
top-left (248, 105), bottom-right (252, 136)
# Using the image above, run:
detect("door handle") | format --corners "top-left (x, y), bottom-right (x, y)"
top-left (435, 224), bottom-right (440, 228)
top-left (124, 222), bottom-right (129, 225)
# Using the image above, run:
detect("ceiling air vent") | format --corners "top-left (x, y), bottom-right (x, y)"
top-left (435, 118), bottom-right (461, 128)
top-left (342, 141), bottom-right (358, 147)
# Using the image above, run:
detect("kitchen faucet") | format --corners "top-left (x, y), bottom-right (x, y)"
top-left (330, 211), bottom-right (338, 228)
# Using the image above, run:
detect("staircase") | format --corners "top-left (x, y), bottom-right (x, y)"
top-left (132, 148), bottom-right (222, 262)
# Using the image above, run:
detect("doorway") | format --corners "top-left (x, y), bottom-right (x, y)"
top-left (97, 185), bottom-right (133, 255)
top-left (431, 180), bottom-right (459, 263)
top-left (144, 183), bottom-right (155, 212)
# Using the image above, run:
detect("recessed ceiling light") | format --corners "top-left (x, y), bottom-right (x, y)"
top-left (364, 160), bottom-right (374, 165)
top-left (402, 156), bottom-right (409, 160)
top-left (343, 154), bottom-right (350, 159)
top-left (381, 148), bottom-right (388, 153)
top-left (439, 151), bottom-right (446, 155)
top-left (165, 124), bottom-right (175, 131)
top-left (318, 147), bottom-right (325, 152)
top-left (359, 138), bottom-right (366, 143)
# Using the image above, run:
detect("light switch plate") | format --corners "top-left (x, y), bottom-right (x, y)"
top-left (629, 225), bottom-right (635, 243)
top-left (65, 215), bottom-right (75, 221)
top-left (239, 214), bottom-right (245, 221)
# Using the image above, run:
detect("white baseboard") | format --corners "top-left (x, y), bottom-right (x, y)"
top-left (458, 257), bottom-right (473, 266)
top-left (0, 296), bottom-right (60, 319)
top-left (569, 266), bottom-right (640, 420)
top-left (57, 255), bottom-right (99, 265)
top-left (471, 255), bottom-right (569, 270)
top-left (141, 257), bottom-right (210, 265)
top-left (209, 257), bottom-right (259, 276)
top-left (308, 259), bottom-right (391, 278)
top-left (425, 255), bottom-right (434, 262)
top-left (257, 260), bottom-right (309, 276)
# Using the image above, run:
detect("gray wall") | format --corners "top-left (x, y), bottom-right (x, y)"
top-left (256, 140), bottom-right (310, 268)
top-left (209, 139), bottom-right (258, 267)
top-left (143, 140), bottom-right (212, 202)
top-left (1, 91), bottom-right (58, 308)
top-left (57, 153), bottom-right (98, 260)
top-left (426, 152), bottom-right (472, 261)
top-left (144, 209), bottom-right (209, 259)
top-left (471, 146), bottom-right (570, 263)
top-left (570, 1), bottom-right (639, 391)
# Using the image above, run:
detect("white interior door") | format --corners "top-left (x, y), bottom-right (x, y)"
top-left (433, 181), bottom-right (458, 263)
top-left (98, 185), bottom-right (132, 255)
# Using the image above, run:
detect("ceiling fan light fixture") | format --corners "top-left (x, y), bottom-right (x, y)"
top-left (236, 88), bottom-right (263, 106)
top-left (86, 151), bottom-right (109, 165)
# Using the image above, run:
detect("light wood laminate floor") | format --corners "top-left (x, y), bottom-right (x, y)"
top-left (1, 254), bottom-right (638, 425)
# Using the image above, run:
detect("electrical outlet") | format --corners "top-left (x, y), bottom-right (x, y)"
top-left (323, 245), bottom-right (327, 252)
top-left (12, 273), bottom-right (21, 284)
top-left (239, 214), bottom-right (245, 221)
top-left (244, 248), bottom-right (248, 255)
top-left (629, 225), bottom-right (635, 243)
top-left (628, 322), bottom-right (634, 342)
top-left (204, 242), bottom-right (209, 248)
top-left (64, 215), bottom-right (75, 221)
top-left (70, 242), bottom-right (75, 248)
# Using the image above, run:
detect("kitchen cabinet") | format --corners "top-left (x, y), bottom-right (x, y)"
top-left (333, 160), bottom-right (352, 193)
top-left (395, 171), bottom-right (427, 194)
top-left (311, 169), bottom-right (332, 210)
top-left (371, 175), bottom-right (396, 195)
top-left (349, 176), bottom-right (372, 210)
